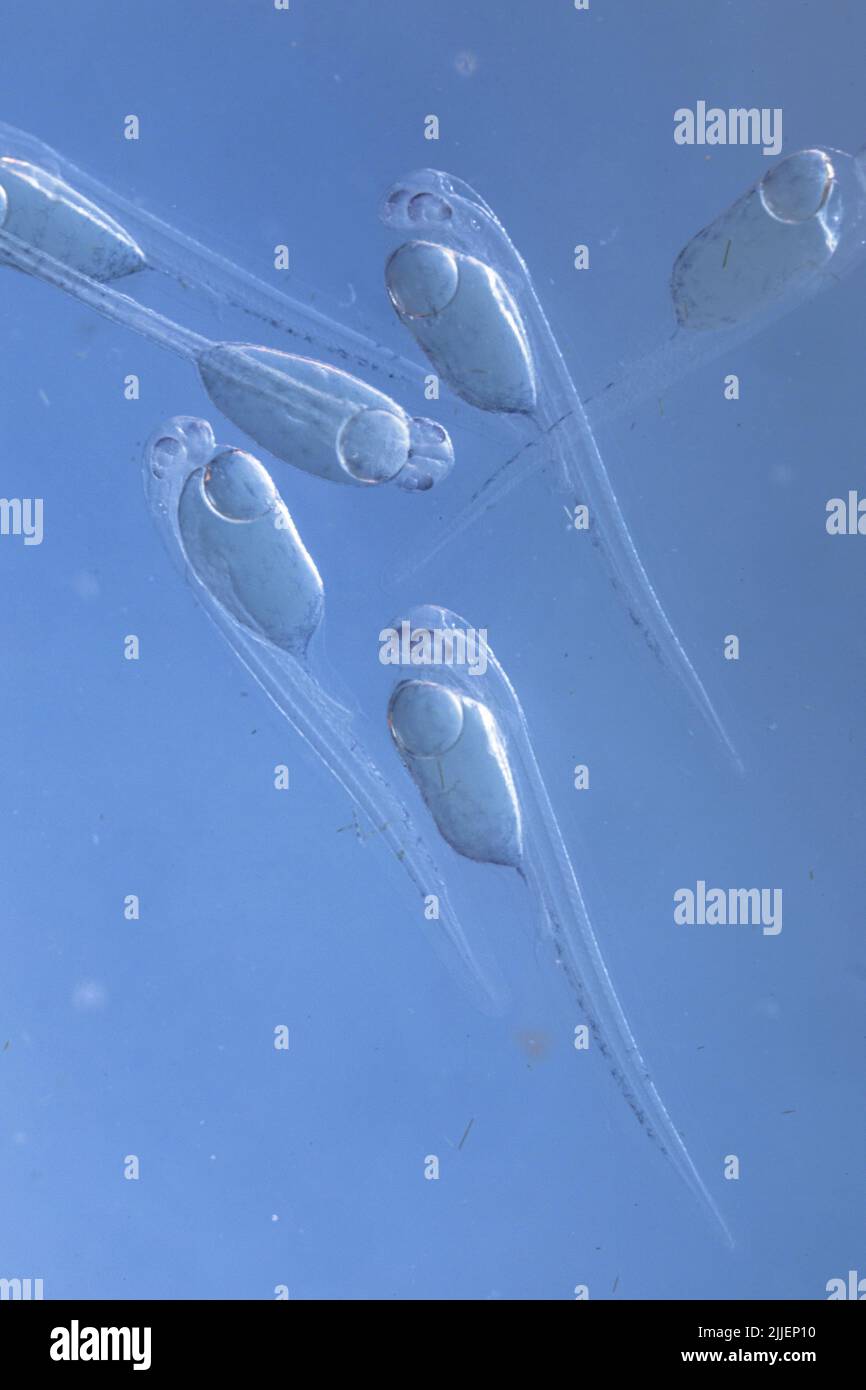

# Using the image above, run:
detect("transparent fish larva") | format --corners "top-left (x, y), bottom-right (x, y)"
top-left (387, 604), bottom-right (733, 1245)
top-left (582, 145), bottom-right (866, 423)
top-left (0, 121), bottom-right (424, 390)
top-left (381, 172), bottom-right (741, 770)
top-left (0, 207), bottom-right (454, 492)
top-left (143, 418), bottom-right (503, 1013)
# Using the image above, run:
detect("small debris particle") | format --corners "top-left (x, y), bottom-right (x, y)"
top-left (457, 1118), bottom-right (475, 1151)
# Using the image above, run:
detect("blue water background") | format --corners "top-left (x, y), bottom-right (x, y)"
top-left (0, 0), bottom-right (863, 1298)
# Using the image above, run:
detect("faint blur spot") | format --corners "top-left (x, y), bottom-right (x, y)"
top-left (454, 50), bottom-right (478, 77)
top-left (516, 1029), bottom-right (551, 1061)
top-left (72, 980), bottom-right (107, 1011)
top-left (71, 570), bottom-right (100, 601)
top-left (754, 995), bottom-right (781, 1021)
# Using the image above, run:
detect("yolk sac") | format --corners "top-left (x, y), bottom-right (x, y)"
top-left (189, 344), bottom-right (446, 489)
top-left (388, 678), bottom-right (524, 869)
top-left (672, 147), bottom-right (843, 331)
top-left (177, 445), bottom-right (324, 656)
top-left (0, 156), bottom-right (144, 282)
top-left (385, 239), bottom-right (537, 414)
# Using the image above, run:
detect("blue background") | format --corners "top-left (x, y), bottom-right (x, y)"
top-left (0, 0), bottom-right (864, 1299)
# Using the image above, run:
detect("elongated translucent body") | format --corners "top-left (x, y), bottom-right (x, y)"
top-left (0, 121), bottom-right (425, 389)
top-left (381, 172), bottom-right (741, 769)
top-left (387, 605), bottom-right (733, 1245)
top-left (143, 418), bottom-right (504, 1013)
top-left (0, 211), bottom-right (453, 492)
